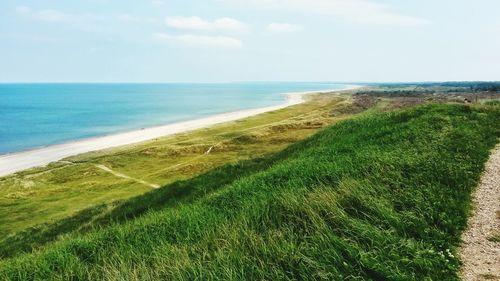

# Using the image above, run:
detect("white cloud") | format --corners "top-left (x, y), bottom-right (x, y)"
top-left (225, 0), bottom-right (429, 26)
top-left (37, 9), bottom-right (75, 23)
top-left (153, 33), bottom-right (243, 48)
top-left (15, 6), bottom-right (31, 16)
top-left (267, 23), bottom-right (303, 33)
top-left (16, 6), bottom-right (77, 23)
top-left (15, 6), bottom-right (102, 31)
top-left (17, 6), bottom-right (162, 31)
top-left (165, 16), bottom-right (247, 31)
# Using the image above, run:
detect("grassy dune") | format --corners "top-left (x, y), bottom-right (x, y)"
top-left (0, 94), bottom-right (360, 238)
top-left (1, 103), bottom-right (498, 280)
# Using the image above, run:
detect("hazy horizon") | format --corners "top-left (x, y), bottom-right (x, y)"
top-left (0, 80), bottom-right (499, 85)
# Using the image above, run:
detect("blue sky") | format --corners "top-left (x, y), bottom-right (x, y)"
top-left (0, 0), bottom-right (499, 82)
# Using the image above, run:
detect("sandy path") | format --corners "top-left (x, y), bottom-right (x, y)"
top-left (0, 86), bottom-right (360, 177)
top-left (94, 164), bottom-right (160, 189)
top-left (460, 145), bottom-right (500, 281)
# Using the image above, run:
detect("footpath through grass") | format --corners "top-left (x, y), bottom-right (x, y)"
top-left (0, 103), bottom-right (499, 280)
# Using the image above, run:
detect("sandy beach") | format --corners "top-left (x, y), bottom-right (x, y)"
top-left (0, 86), bottom-right (359, 177)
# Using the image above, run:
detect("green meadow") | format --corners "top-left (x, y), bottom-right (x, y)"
top-left (0, 100), bottom-right (498, 280)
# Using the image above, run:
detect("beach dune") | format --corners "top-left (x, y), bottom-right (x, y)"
top-left (0, 87), bottom-right (358, 177)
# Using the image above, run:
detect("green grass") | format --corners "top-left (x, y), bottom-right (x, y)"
top-left (0, 103), bottom-right (498, 280)
top-left (0, 94), bottom-right (357, 238)
top-left (488, 233), bottom-right (500, 243)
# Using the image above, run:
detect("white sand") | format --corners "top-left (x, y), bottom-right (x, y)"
top-left (0, 86), bottom-right (360, 177)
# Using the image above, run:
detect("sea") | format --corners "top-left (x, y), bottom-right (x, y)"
top-left (0, 83), bottom-right (348, 155)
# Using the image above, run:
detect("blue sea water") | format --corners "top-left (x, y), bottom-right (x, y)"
top-left (0, 83), bottom-right (348, 155)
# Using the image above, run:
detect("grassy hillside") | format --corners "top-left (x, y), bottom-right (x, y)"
top-left (1, 103), bottom-right (498, 280)
top-left (0, 93), bottom-right (363, 238)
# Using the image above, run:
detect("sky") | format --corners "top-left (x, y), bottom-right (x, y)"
top-left (0, 0), bottom-right (499, 83)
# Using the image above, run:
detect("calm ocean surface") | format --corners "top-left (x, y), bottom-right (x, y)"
top-left (0, 83), bottom-right (347, 154)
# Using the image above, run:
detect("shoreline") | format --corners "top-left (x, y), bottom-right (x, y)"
top-left (0, 85), bottom-right (360, 177)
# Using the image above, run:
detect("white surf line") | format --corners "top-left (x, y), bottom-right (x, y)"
top-left (0, 85), bottom-right (362, 177)
top-left (94, 164), bottom-right (160, 189)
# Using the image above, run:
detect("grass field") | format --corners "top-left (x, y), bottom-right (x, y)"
top-left (0, 102), bottom-right (498, 280)
top-left (0, 92), bottom-right (372, 239)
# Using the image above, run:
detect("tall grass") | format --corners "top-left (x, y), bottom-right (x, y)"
top-left (0, 94), bottom-right (349, 238)
top-left (0, 103), bottom-right (498, 280)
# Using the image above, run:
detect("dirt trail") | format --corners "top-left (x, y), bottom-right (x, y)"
top-left (94, 164), bottom-right (160, 189)
top-left (460, 145), bottom-right (500, 281)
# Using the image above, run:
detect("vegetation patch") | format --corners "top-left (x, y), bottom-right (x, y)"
top-left (0, 103), bottom-right (498, 280)
top-left (488, 233), bottom-right (500, 243)
top-left (0, 94), bottom-right (355, 240)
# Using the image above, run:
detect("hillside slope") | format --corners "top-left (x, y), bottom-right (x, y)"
top-left (0, 103), bottom-right (499, 280)
top-left (0, 94), bottom-right (353, 238)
